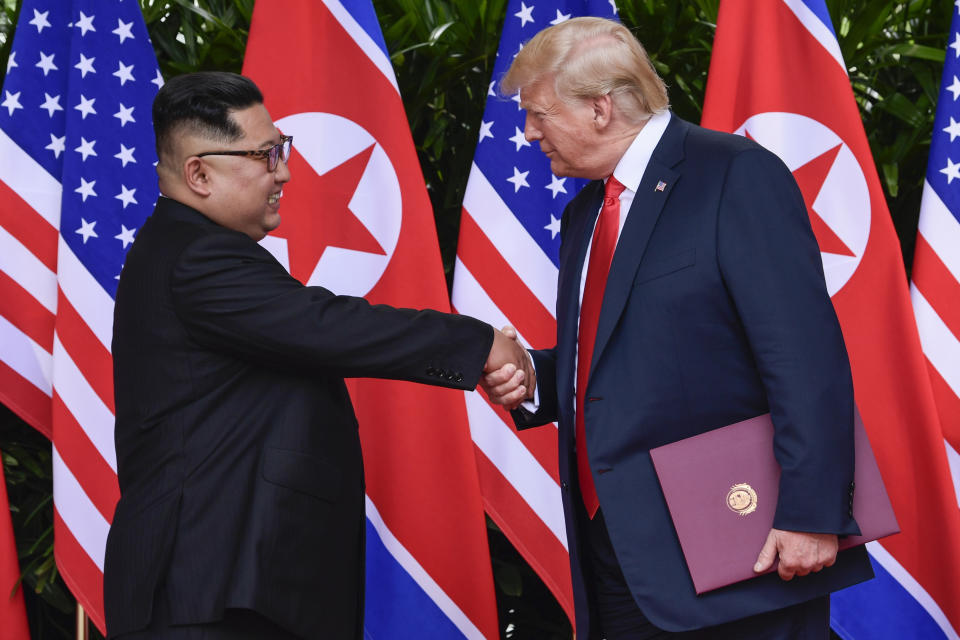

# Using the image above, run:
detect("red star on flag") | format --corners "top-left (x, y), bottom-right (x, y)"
top-left (271, 144), bottom-right (385, 283)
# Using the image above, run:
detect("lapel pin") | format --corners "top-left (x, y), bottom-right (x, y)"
top-left (655, 181), bottom-right (667, 192)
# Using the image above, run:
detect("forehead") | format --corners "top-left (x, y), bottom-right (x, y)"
top-left (519, 78), bottom-right (559, 109)
top-left (229, 103), bottom-right (279, 145)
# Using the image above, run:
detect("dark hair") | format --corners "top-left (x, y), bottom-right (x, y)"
top-left (152, 71), bottom-right (264, 159)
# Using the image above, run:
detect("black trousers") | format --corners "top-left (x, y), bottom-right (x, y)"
top-left (115, 586), bottom-right (303, 640)
top-left (581, 508), bottom-right (830, 640)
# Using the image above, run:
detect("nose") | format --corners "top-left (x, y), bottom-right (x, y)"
top-left (275, 154), bottom-right (291, 183)
top-left (524, 113), bottom-right (541, 142)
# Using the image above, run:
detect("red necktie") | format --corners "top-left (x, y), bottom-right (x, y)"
top-left (576, 176), bottom-right (626, 518)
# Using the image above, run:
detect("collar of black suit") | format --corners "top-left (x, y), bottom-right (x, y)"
top-left (154, 195), bottom-right (221, 228)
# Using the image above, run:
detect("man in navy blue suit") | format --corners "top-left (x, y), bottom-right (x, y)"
top-left (481, 17), bottom-right (872, 640)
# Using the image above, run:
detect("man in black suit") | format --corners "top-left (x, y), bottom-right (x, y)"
top-left (481, 17), bottom-right (872, 640)
top-left (104, 72), bottom-right (531, 639)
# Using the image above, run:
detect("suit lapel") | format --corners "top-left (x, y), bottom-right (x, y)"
top-left (590, 116), bottom-right (689, 378)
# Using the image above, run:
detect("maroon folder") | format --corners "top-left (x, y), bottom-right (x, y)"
top-left (649, 411), bottom-right (898, 594)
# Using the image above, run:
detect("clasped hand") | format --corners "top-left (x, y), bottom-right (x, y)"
top-left (754, 528), bottom-right (839, 581)
top-left (481, 326), bottom-right (535, 411)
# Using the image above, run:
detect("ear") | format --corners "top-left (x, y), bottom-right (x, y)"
top-left (183, 156), bottom-right (212, 198)
top-left (592, 94), bottom-right (614, 130)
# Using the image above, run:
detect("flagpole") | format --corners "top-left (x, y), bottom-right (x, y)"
top-left (76, 604), bottom-right (88, 640)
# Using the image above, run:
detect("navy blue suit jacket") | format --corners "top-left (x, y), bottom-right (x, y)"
top-left (514, 116), bottom-right (873, 635)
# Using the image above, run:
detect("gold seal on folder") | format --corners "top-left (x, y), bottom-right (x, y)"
top-left (726, 483), bottom-right (757, 515)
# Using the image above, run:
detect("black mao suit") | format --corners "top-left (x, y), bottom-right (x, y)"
top-left (104, 197), bottom-right (493, 639)
top-left (514, 115), bottom-right (873, 637)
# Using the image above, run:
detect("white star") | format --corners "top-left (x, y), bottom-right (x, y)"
top-left (6, 52), bottom-right (16, 73)
top-left (76, 178), bottom-right (98, 201)
top-left (488, 81), bottom-right (496, 97)
top-left (36, 51), bottom-right (58, 76)
top-left (478, 120), bottom-right (494, 143)
top-left (74, 95), bottom-right (96, 119)
top-left (75, 218), bottom-right (98, 243)
top-left (115, 224), bottom-right (136, 248)
top-left (512, 91), bottom-right (522, 110)
top-left (74, 137), bottom-right (97, 161)
top-left (514, 2), bottom-right (535, 27)
top-left (39, 93), bottom-right (63, 118)
top-left (513, 42), bottom-right (524, 59)
top-left (956, 0), bottom-right (960, 13)
top-left (949, 76), bottom-right (960, 101)
top-left (507, 166), bottom-right (530, 192)
top-left (114, 103), bottom-right (135, 127)
top-left (509, 126), bottom-right (531, 151)
top-left (112, 18), bottom-right (134, 43)
top-left (951, 32), bottom-right (960, 58)
top-left (75, 53), bottom-right (96, 78)
top-left (609, 0), bottom-right (618, 14)
top-left (113, 61), bottom-right (135, 85)
top-left (29, 9), bottom-right (51, 33)
top-left (941, 157), bottom-right (960, 184)
top-left (2, 91), bottom-right (23, 116)
top-left (74, 11), bottom-right (96, 37)
top-left (550, 9), bottom-right (572, 25)
top-left (545, 174), bottom-right (567, 198)
top-left (115, 186), bottom-right (138, 209)
top-left (944, 117), bottom-right (960, 142)
top-left (46, 134), bottom-right (66, 158)
top-left (545, 214), bottom-right (561, 239)
top-left (115, 144), bottom-right (136, 166)
top-left (151, 68), bottom-right (165, 89)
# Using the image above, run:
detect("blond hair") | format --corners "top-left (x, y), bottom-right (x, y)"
top-left (501, 17), bottom-right (669, 123)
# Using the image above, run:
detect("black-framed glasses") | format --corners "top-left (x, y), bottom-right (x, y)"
top-left (196, 134), bottom-right (293, 172)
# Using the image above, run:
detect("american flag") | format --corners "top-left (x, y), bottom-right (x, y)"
top-left (0, 0), bottom-right (161, 631)
top-left (451, 0), bottom-right (618, 623)
top-left (911, 5), bottom-right (960, 513)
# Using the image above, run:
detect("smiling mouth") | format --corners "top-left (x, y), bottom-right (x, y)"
top-left (268, 191), bottom-right (282, 205)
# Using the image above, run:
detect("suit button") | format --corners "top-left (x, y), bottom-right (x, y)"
top-left (426, 366), bottom-right (435, 376)
top-left (561, 481), bottom-right (569, 491)
top-left (446, 373), bottom-right (455, 381)
top-left (455, 373), bottom-right (463, 383)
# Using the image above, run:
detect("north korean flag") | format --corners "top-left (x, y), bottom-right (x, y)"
top-left (702, 2), bottom-right (960, 638)
top-left (242, 2), bottom-right (498, 638)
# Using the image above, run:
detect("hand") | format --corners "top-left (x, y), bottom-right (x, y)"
top-left (480, 326), bottom-right (536, 411)
top-left (753, 528), bottom-right (838, 581)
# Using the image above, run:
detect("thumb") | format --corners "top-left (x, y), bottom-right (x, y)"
top-left (754, 529), bottom-right (778, 573)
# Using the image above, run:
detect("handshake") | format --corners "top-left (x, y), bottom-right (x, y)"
top-left (481, 326), bottom-right (535, 411)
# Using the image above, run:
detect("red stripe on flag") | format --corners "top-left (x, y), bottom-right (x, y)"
top-left (479, 392), bottom-right (561, 484)
top-left (474, 447), bottom-right (574, 623)
top-left (0, 269), bottom-right (55, 352)
top-left (0, 358), bottom-right (51, 438)
top-left (54, 509), bottom-right (106, 635)
top-left (913, 234), bottom-right (960, 343)
top-left (56, 290), bottom-right (115, 413)
top-left (926, 359), bottom-right (960, 451)
top-left (458, 210), bottom-right (557, 349)
top-left (51, 394), bottom-right (119, 523)
top-left (0, 179), bottom-right (58, 272)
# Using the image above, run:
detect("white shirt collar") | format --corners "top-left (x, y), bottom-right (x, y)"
top-left (610, 110), bottom-right (672, 193)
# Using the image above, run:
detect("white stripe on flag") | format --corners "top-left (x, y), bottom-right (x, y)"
top-left (781, 0), bottom-right (847, 73)
top-left (918, 180), bottom-right (960, 283)
top-left (910, 284), bottom-right (960, 398)
top-left (51, 334), bottom-right (117, 470)
top-left (364, 495), bottom-right (485, 640)
top-left (322, 0), bottom-right (400, 94)
top-left (53, 446), bottom-right (110, 571)
top-left (452, 258), bottom-right (531, 348)
top-left (0, 226), bottom-right (57, 312)
top-left (0, 127), bottom-right (62, 229)
top-left (867, 540), bottom-right (960, 640)
top-left (462, 163), bottom-right (559, 317)
top-left (0, 313), bottom-right (52, 395)
top-left (57, 236), bottom-right (114, 352)
top-left (463, 390), bottom-right (568, 550)
top-left (947, 439), bottom-right (960, 508)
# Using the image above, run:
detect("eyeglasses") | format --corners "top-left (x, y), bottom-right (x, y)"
top-left (196, 134), bottom-right (293, 172)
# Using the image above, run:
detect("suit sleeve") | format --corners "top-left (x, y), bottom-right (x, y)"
top-left (511, 347), bottom-right (559, 429)
top-left (716, 147), bottom-right (859, 536)
top-left (170, 230), bottom-right (493, 390)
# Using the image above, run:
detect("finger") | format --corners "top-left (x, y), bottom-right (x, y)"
top-left (500, 325), bottom-right (518, 341)
top-left (497, 385), bottom-right (528, 409)
top-left (481, 363), bottom-right (517, 388)
top-left (488, 370), bottom-right (525, 398)
top-left (753, 531), bottom-right (778, 573)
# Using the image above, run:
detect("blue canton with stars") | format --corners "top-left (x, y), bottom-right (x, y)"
top-left (931, 1), bottom-right (960, 227)
top-left (0, 0), bottom-right (161, 298)
top-left (475, 0), bottom-right (618, 268)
